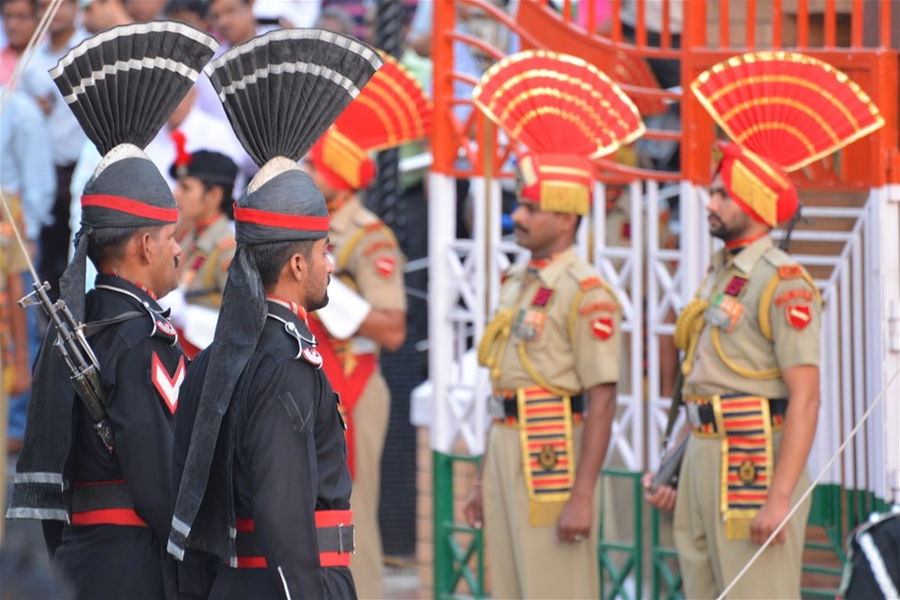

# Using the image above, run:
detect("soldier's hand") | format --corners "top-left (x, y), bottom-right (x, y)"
top-left (642, 472), bottom-right (677, 511)
top-left (463, 483), bottom-right (484, 528)
top-left (750, 496), bottom-right (790, 545)
top-left (556, 491), bottom-right (592, 544)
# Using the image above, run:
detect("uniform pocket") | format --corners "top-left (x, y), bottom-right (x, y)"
top-left (277, 391), bottom-right (313, 433)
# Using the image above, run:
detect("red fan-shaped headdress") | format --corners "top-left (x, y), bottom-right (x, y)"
top-left (692, 51), bottom-right (884, 225)
top-left (473, 50), bottom-right (644, 215)
top-left (309, 52), bottom-right (432, 191)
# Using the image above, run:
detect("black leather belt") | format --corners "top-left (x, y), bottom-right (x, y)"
top-left (502, 393), bottom-right (585, 419)
top-left (687, 397), bottom-right (787, 432)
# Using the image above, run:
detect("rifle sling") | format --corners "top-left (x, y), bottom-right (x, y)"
top-left (83, 311), bottom-right (146, 338)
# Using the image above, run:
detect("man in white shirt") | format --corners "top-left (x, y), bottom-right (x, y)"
top-left (22, 0), bottom-right (87, 296)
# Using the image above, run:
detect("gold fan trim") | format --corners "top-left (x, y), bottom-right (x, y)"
top-left (690, 51), bottom-right (885, 172)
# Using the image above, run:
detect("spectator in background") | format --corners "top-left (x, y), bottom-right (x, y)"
top-left (254, 0), bottom-right (320, 28)
top-left (146, 86), bottom-right (247, 190)
top-left (0, 90), bottom-right (53, 460)
top-left (0, 90), bottom-right (55, 249)
top-left (0, 0), bottom-right (38, 85)
top-left (195, 0), bottom-right (264, 120)
top-left (315, 3), bottom-right (354, 36)
top-left (320, 0), bottom-right (367, 40)
top-left (80, 0), bottom-right (132, 33)
top-left (209, 0), bottom-right (258, 49)
top-left (125, 0), bottom-right (165, 21)
top-left (22, 0), bottom-right (87, 299)
top-left (164, 0), bottom-right (208, 32)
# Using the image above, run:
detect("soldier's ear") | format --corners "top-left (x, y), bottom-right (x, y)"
top-left (205, 185), bottom-right (224, 207)
top-left (134, 230), bottom-right (155, 265)
top-left (287, 251), bottom-right (309, 283)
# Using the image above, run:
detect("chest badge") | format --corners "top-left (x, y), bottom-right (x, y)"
top-left (785, 304), bottom-right (812, 330)
top-left (156, 318), bottom-right (177, 338)
top-left (705, 293), bottom-right (744, 332)
top-left (724, 275), bottom-right (748, 297)
top-left (151, 353), bottom-right (185, 414)
top-left (302, 346), bottom-right (324, 367)
top-left (531, 287), bottom-right (554, 307)
top-left (512, 309), bottom-right (546, 341)
top-left (591, 317), bottom-right (614, 340)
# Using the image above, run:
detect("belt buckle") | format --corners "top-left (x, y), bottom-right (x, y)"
top-left (686, 403), bottom-right (702, 428)
top-left (336, 522), bottom-right (355, 555)
top-left (337, 522), bottom-right (346, 554)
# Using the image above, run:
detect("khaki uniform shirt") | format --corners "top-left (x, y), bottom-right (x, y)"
top-left (489, 247), bottom-right (621, 401)
top-left (1, 193), bottom-right (29, 366)
top-left (330, 197), bottom-right (406, 316)
top-left (179, 215), bottom-right (235, 310)
top-left (684, 235), bottom-right (821, 399)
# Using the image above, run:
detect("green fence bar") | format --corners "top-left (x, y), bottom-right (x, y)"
top-left (598, 469), bottom-right (643, 600)
top-left (433, 451), bottom-right (485, 600)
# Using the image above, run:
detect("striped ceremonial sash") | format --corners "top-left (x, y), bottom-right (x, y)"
top-left (716, 396), bottom-right (774, 540)
top-left (516, 388), bottom-right (577, 526)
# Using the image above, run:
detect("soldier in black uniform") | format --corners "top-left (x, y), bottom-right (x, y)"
top-left (6, 22), bottom-right (218, 599)
top-left (168, 29), bottom-right (383, 599)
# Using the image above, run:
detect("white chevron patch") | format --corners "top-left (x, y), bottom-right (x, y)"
top-left (151, 352), bottom-right (185, 414)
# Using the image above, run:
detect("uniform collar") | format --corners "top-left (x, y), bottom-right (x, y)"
top-left (266, 295), bottom-right (308, 325)
top-left (529, 246), bottom-right (576, 287)
top-left (95, 273), bottom-right (165, 311)
top-left (327, 195), bottom-right (361, 234)
top-left (194, 214), bottom-right (231, 251)
top-left (713, 234), bottom-right (773, 275)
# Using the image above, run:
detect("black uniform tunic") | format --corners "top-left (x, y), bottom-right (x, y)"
top-left (174, 300), bottom-right (355, 600)
top-left (52, 274), bottom-right (185, 599)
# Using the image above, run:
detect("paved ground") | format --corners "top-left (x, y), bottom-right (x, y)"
top-left (382, 559), bottom-right (425, 599)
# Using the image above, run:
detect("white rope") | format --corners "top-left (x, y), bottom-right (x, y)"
top-left (0, 0), bottom-right (64, 113)
top-left (716, 365), bottom-right (900, 599)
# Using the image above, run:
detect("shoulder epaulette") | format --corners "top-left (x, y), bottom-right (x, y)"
top-left (363, 239), bottom-right (397, 256)
top-left (580, 276), bottom-right (602, 291)
top-left (215, 237), bottom-right (236, 251)
top-left (777, 265), bottom-right (803, 279)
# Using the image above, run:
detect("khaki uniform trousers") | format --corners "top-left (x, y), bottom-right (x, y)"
top-left (483, 424), bottom-right (599, 599)
top-left (674, 432), bottom-right (811, 599)
top-left (349, 368), bottom-right (390, 600)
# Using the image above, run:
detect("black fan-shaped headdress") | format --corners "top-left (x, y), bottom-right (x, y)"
top-left (169, 29), bottom-right (382, 564)
top-left (7, 22), bottom-right (218, 525)
top-left (52, 20), bottom-right (219, 319)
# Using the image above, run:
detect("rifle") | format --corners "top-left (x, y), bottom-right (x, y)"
top-left (1, 190), bottom-right (114, 452)
top-left (779, 202), bottom-right (807, 252)
top-left (650, 362), bottom-right (686, 492)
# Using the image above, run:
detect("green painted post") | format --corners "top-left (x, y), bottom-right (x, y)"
top-left (598, 469), bottom-right (644, 599)
top-left (433, 451), bottom-right (454, 598)
top-left (433, 451), bottom-right (486, 599)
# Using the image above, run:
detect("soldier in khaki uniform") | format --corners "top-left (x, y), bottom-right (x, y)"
top-left (464, 50), bottom-right (645, 599)
top-left (164, 150), bottom-right (238, 357)
top-left (304, 54), bottom-right (431, 599)
top-left (645, 52), bottom-right (885, 599)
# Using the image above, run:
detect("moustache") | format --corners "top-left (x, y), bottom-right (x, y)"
top-left (514, 224), bottom-right (529, 235)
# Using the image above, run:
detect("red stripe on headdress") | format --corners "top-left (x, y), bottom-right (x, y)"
top-left (234, 204), bottom-right (330, 231)
top-left (82, 194), bottom-right (178, 222)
